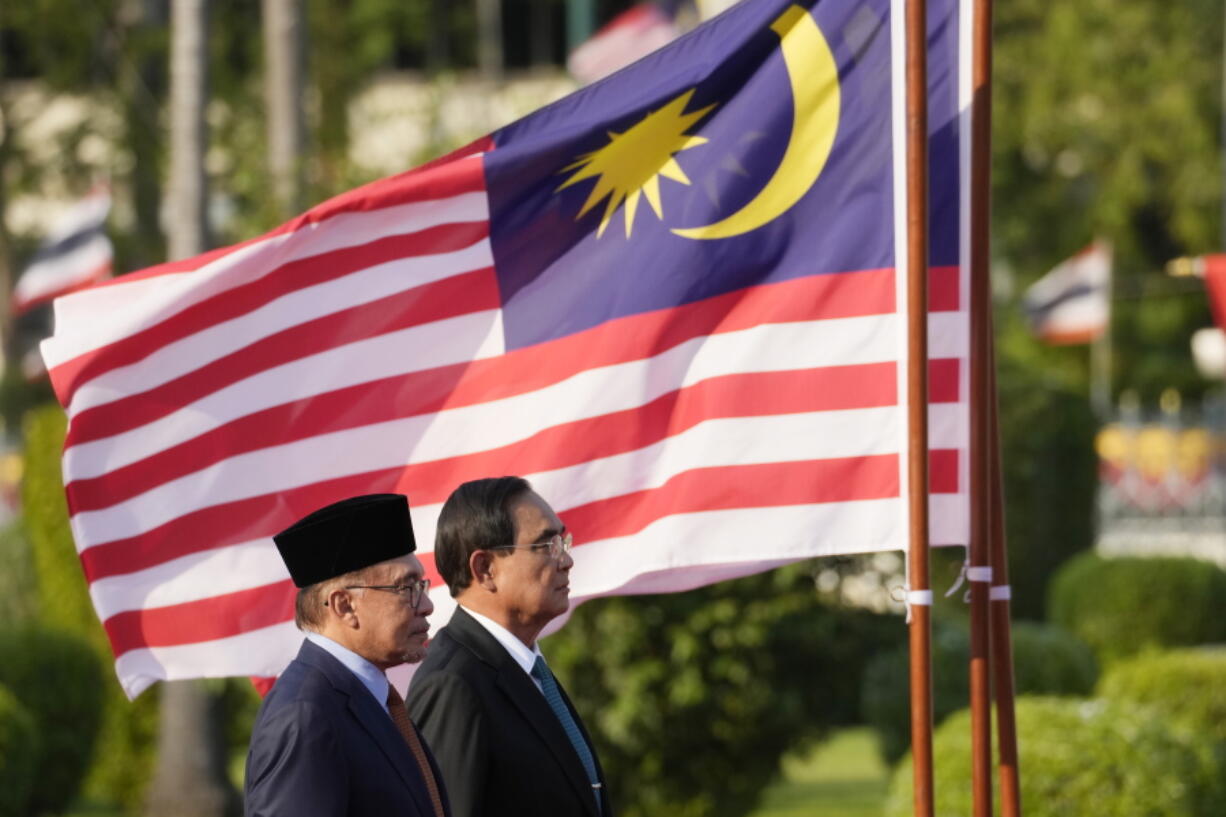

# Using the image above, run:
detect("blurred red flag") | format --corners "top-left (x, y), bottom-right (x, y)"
top-left (1199, 254), bottom-right (1226, 328)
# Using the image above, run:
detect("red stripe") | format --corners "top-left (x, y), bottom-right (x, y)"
top-left (930, 448), bottom-right (958, 493)
top-left (63, 266), bottom-right (500, 448)
top-left (929, 265), bottom-right (959, 312)
top-left (73, 362), bottom-right (899, 571)
top-left (563, 456), bottom-right (901, 542)
top-left (1039, 327), bottom-right (1103, 345)
top-left (930, 357), bottom-right (959, 403)
top-left (80, 470), bottom-right (412, 585)
top-left (103, 579), bottom-right (296, 655)
top-left (73, 137), bottom-right (492, 289)
top-left (51, 220), bottom-right (490, 410)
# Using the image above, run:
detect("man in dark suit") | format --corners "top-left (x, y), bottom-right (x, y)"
top-left (245, 493), bottom-right (449, 817)
top-left (408, 477), bottom-right (612, 817)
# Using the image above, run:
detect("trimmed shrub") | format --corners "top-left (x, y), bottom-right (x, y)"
top-left (884, 696), bottom-right (1223, 817)
top-left (0, 685), bottom-right (38, 817)
top-left (1048, 553), bottom-right (1226, 663)
top-left (863, 620), bottom-right (1097, 763)
top-left (0, 624), bottom-right (105, 815)
top-left (1098, 648), bottom-right (1226, 743)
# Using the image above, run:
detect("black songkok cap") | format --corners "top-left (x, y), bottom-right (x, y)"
top-left (273, 493), bottom-right (416, 588)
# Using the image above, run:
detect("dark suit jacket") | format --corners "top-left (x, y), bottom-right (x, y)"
top-left (245, 639), bottom-right (450, 817)
top-left (407, 606), bottom-right (613, 817)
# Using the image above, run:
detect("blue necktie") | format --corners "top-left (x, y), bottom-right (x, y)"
top-left (531, 655), bottom-right (602, 813)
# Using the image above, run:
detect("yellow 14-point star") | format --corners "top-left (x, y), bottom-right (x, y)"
top-left (556, 89), bottom-right (716, 238)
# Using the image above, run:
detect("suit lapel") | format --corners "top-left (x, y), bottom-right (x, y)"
top-left (298, 641), bottom-right (437, 817)
top-left (448, 608), bottom-right (601, 817)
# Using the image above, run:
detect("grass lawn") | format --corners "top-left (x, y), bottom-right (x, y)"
top-left (750, 727), bottom-right (890, 817)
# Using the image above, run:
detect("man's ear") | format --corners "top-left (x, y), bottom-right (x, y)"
top-left (469, 549), bottom-right (497, 591)
top-left (325, 586), bottom-right (360, 628)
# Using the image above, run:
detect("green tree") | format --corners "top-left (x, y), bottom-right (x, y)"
top-left (993, 0), bottom-right (1221, 401)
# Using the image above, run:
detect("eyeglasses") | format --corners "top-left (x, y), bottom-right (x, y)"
top-left (487, 532), bottom-right (573, 562)
top-left (344, 577), bottom-right (431, 609)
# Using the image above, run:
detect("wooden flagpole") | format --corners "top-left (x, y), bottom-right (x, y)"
top-left (967, 0), bottom-right (995, 814)
top-left (968, 0), bottom-right (1023, 812)
top-left (989, 348), bottom-right (1023, 817)
top-left (905, 0), bottom-right (935, 814)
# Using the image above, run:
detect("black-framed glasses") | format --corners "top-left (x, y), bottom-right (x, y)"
top-left (344, 577), bottom-right (431, 608)
top-left (487, 532), bottom-right (573, 562)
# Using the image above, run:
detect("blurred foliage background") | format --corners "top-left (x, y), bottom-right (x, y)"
top-left (2, 0), bottom-right (1225, 815)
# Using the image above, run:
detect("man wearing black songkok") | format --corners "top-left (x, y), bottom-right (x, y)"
top-left (245, 494), bottom-right (449, 817)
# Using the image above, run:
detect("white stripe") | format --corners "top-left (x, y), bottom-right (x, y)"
top-left (43, 190), bottom-right (112, 243)
top-left (114, 621), bottom-right (304, 699)
top-left (63, 308), bottom-right (506, 479)
top-left (16, 234), bottom-right (112, 304)
top-left (64, 237), bottom-right (494, 416)
top-left (90, 539), bottom-right (290, 617)
top-left (43, 184), bottom-right (488, 366)
top-left (66, 311), bottom-right (900, 482)
top-left (1037, 295), bottom-right (1108, 337)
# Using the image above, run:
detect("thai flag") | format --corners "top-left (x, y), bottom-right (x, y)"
top-left (568, 3), bottom-right (683, 85)
top-left (42, 0), bottom-right (971, 697)
top-left (1023, 241), bottom-right (1112, 345)
top-left (14, 189), bottom-right (112, 316)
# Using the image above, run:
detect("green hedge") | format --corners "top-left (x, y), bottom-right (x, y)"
top-left (22, 403), bottom-right (160, 808)
top-left (0, 684), bottom-right (38, 817)
top-left (884, 696), bottom-right (1224, 817)
top-left (0, 624), bottom-right (105, 815)
top-left (862, 620), bottom-right (1097, 764)
top-left (1048, 554), bottom-right (1226, 663)
top-left (1098, 648), bottom-right (1226, 743)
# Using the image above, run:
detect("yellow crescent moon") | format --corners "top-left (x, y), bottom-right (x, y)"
top-left (672, 5), bottom-right (840, 240)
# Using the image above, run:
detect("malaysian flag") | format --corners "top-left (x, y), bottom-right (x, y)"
top-left (14, 188), bottom-right (113, 316)
top-left (44, 0), bottom-right (970, 698)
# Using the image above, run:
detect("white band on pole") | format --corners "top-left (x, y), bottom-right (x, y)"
top-left (905, 589), bottom-right (932, 624)
top-left (990, 584), bottom-right (1012, 601)
top-left (967, 566), bottom-right (993, 582)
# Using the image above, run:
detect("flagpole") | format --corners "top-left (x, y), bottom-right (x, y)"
top-left (905, 0), bottom-right (935, 814)
top-left (967, 0), bottom-right (995, 815)
top-left (989, 346), bottom-right (1023, 817)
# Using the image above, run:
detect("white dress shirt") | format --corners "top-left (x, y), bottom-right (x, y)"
top-left (305, 631), bottom-right (390, 713)
top-left (461, 605), bottom-right (548, 693)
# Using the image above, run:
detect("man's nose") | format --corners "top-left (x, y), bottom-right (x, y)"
top-left (417, 590), bottom-right (435, 615)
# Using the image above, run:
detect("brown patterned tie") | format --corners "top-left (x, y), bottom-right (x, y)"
top-left (387, 684), bottom-right (446, 817)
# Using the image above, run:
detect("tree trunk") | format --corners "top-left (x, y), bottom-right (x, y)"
top-left (118, 0), bottom-right (168, 269)
top-left (476, 0), bottom-right (503, 82)
top-left (426, 0), bottom-right (450, 74)
top-left (144, 4), bottom-right (236, 814)
top-left (262, 0), bottom-right (305, 217)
